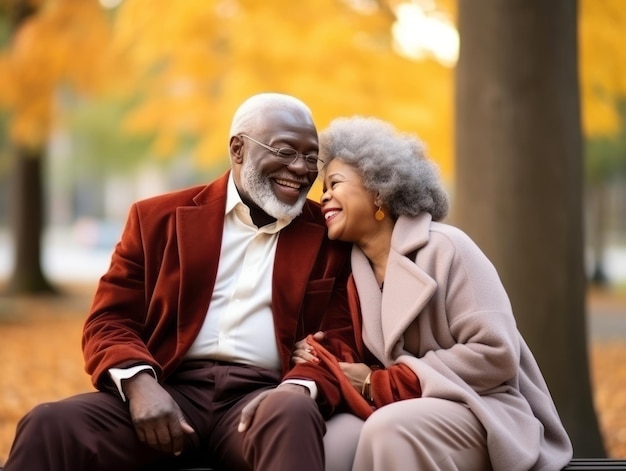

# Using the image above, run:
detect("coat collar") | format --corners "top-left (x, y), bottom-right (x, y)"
top-left (353, 212), bottom-right (437, 363)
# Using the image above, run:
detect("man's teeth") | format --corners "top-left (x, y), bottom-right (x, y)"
top-left (325, 210), bottom-right (339, 220)
top-left (275, 179), bottom-right (301, 189)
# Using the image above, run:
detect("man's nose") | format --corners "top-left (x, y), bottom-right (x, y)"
top-left (286, 155), bottom-right (309, 174)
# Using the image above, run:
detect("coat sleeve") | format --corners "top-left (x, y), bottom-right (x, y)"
top-left (415, 227), bottom-right (522, 394)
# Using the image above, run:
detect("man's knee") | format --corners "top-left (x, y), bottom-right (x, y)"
top-left (261, 389), bottom-right (320, 417)
top-left (12, 401), bottom-right (86, 450)
top-left (20, 402), bottom-right (69, 430)
top-left (241, 390), bottom-right (325, 468)
top-left (253, 389), bottom-right (323, 434)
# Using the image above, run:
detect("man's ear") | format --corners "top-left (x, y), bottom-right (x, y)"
top-left (230, 135), bottom-right (244, 164)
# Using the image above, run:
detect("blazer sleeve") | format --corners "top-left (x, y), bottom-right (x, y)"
top-left (369, 364), bottom-right (422, 407)
top-left (82, 203), bottom-right (160, 390)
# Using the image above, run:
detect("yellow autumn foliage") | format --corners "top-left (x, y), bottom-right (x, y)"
top-left (0, 0), bottom-right (624, 175)
top-left (0, 0), bottom-right (113, 147)
top-left (579, 0), bottom-right (626, 136)
top-left (112, 0), bottom-right (454, 179)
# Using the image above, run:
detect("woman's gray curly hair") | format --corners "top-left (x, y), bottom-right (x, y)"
top-left (318, 116), bottom-right (449, 221)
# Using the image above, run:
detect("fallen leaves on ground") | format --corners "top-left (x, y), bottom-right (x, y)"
top-left (590, 341), bottom-right (626, 458)
top-left (0, 284), bottom-right (625, 465)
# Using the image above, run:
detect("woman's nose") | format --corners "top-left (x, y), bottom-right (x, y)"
top-left (320, 190), bottom-right (330, 204)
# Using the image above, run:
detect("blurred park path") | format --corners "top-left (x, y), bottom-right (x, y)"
top-left (588, 284), bottom-right (626, 339)
top-left (0, 225), bottom-right (625, 287)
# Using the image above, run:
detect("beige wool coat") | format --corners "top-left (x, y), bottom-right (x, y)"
top-left (350, 212), bottom-right (573, 471)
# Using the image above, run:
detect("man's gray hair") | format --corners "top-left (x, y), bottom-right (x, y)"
top-left (229, 93), bottom-right (313, 138)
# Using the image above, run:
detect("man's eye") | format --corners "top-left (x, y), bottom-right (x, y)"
top-left (277, 149), bottom-right (297, 157)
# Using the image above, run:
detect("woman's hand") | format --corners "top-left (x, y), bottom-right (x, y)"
top-left (339, 362), bottom-right (372, 393)
top-left (291, 331), bottom-right (325, 365)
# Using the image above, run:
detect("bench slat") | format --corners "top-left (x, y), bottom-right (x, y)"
top-left (168, 460), bottom-right (626, 471)
top-left (563, 459), bottom-right (626, 470)
top-left (166, 459), bottom-right (626, 471)
top-left (3, 458), bottom-right (626, 470)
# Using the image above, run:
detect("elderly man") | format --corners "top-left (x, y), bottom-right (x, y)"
top-left (3, 93), bottom-right (353, 471)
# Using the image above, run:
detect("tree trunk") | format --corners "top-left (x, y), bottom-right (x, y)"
top-left (2, 0), bottom-right (57, 295)
top-left (588, 182), bottom-right (609, 285)
top-left (454, 0), bottom-right (604, 457)
top-left (4, 145), bottom-right (56, 295)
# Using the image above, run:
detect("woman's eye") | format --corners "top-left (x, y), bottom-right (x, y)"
top-left (324, 179), bottom-right (342, 191)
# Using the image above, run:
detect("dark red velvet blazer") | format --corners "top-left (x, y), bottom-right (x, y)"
top-left (82, 171), bottom-right (353, 408)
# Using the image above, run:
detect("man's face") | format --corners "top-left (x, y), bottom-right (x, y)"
top-left (232, 108), bottom-right (319, 220)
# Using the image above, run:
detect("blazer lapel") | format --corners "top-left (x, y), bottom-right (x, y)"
top-left (272, 211), bottom-right (325, 364)
top-left (175, 175), bottom-right (228, 343)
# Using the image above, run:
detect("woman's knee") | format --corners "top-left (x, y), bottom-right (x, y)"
top-left (357, 400), bottom-right (438, 447)
top-left (359, 404), bottom-right (400, 441)
top-left (324, 414), bottom-right (363, 471)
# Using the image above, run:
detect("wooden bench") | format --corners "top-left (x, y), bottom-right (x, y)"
top-left (2, 458), bottom-right (626, 470)
top-left (146, 459), bottom-right (626, 470)
top-left (564, 460), bottom-right (626, 470)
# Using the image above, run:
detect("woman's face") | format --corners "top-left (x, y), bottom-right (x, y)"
top-left (320, 159), bottom-right (378, 243)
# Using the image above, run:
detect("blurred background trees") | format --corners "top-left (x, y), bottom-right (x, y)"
top-left (0, 0), bottom-right (114, 293)
top-left (1, 0), bottom-right (625, 457)
top-left (580, 0), bottom-right (626, 286)
top-left (0, 0), bottom-right (458, 293)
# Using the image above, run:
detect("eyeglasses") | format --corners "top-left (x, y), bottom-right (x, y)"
top-left (240, 134), bottom-right (321, 172)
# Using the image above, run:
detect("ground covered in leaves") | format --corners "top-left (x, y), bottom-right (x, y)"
top-left (0, 283), bottom-right (625, 465)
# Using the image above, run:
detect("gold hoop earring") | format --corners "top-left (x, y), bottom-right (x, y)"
top-left (374, 207), bottom-right (385, 221)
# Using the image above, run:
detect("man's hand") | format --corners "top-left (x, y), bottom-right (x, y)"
top-left (291, 331), bottom-right (325, 365)
top-left (238, 383), bottom-right (310, 433)
top-left (123, 371), bottom-right (196, 455)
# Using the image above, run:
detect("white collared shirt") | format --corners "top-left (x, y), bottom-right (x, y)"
top-left (184, 175), bottom-right (290, 369)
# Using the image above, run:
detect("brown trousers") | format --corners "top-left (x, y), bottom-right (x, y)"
top-left (3, 360), bottom-right (326, 471)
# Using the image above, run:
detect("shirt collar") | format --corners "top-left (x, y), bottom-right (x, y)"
top-left (226, 173), bottom-right (292, 233)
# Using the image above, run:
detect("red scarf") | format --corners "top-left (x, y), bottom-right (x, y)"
top-left (306, 335), bottom-right (374, 420)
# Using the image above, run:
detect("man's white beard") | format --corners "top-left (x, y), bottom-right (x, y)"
top-left (240, 158), bottom-right (308, 220)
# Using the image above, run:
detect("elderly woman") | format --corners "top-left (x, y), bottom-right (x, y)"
top-left (295, 116), bottom-right (573, 471)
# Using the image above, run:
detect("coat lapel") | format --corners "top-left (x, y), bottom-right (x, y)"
top-left (354, 213), bottom-right (437, 364)
top-left (351, 248), bottom-right (385, 361)
top-left (381, 249), bottom-right (436, 361)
